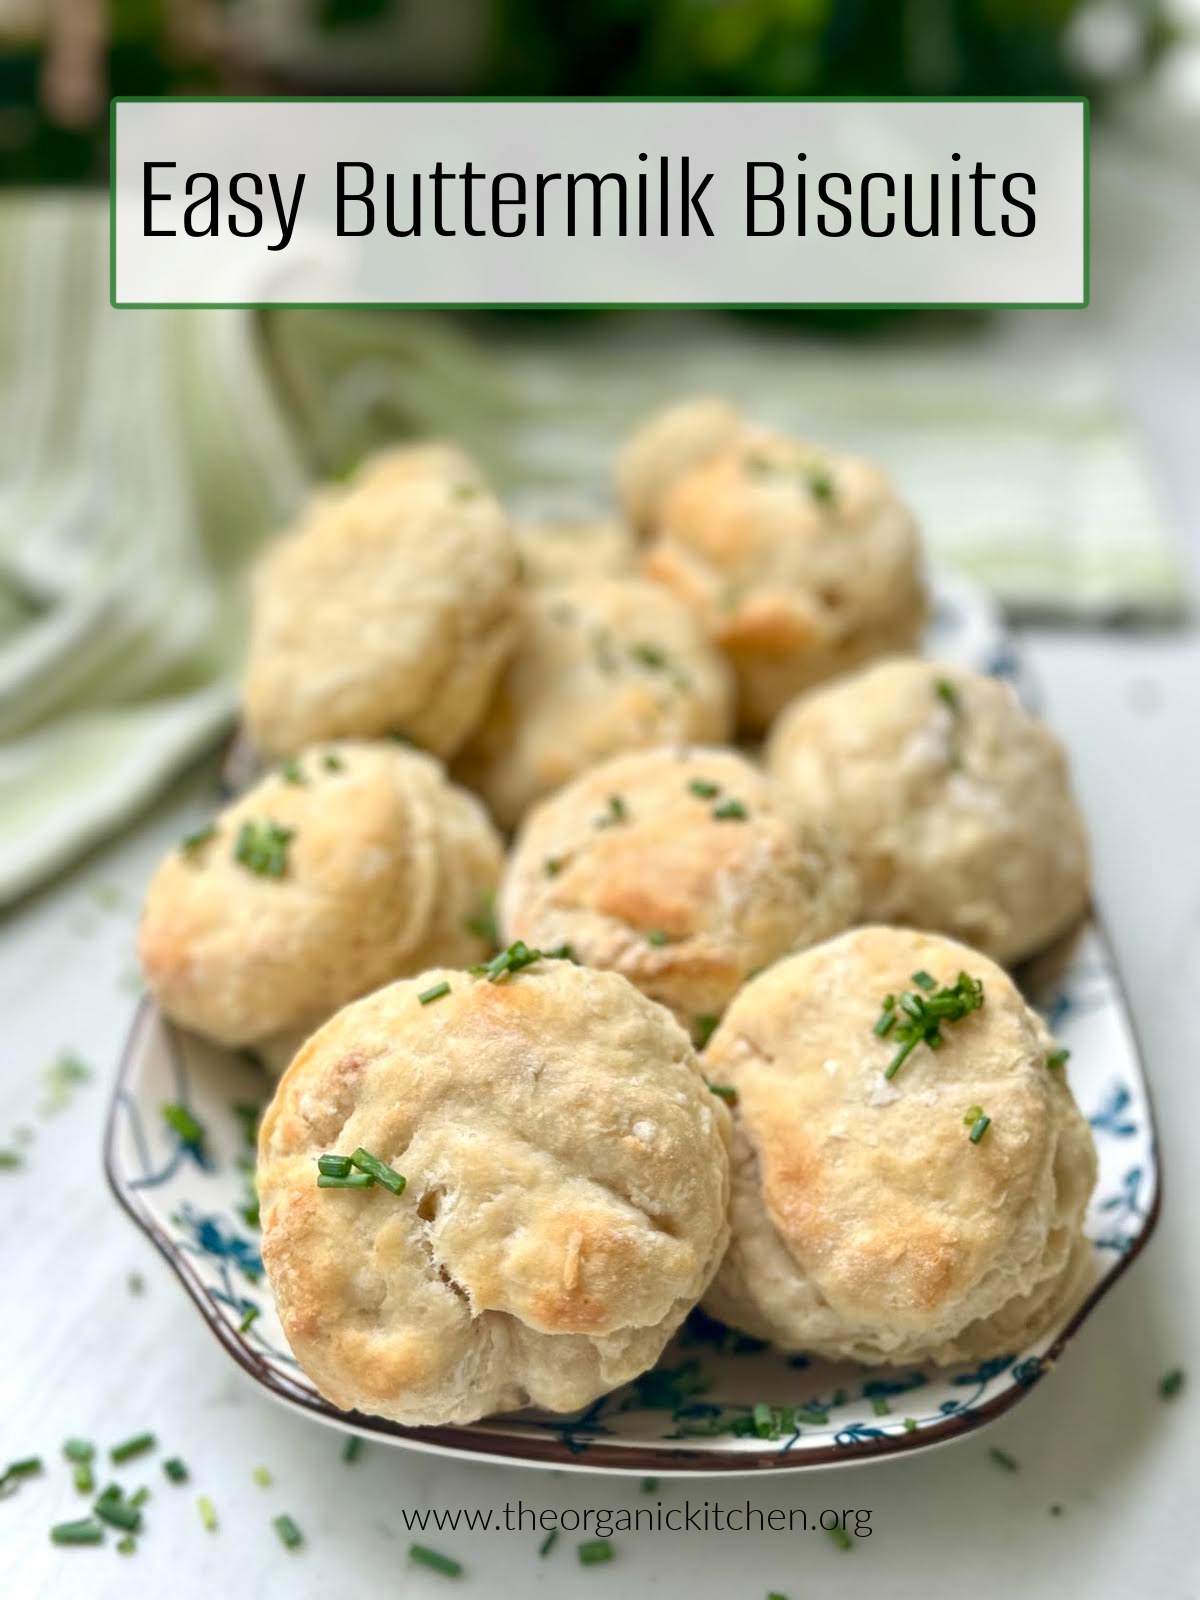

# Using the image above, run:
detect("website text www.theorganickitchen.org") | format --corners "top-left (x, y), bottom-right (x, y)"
top-left (399, 1498), bottom-right (874, 1542)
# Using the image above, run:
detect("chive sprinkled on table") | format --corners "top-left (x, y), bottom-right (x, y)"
top-left (238, 1304), bottom-right (259, 1334)
top-left (0, 1457), bottom-right (42, 1497)
top-left (197, 1495), bottom-right (218, 1532)
top-left (162, 1458), bottom-right (188, 1484)
top-left (538, 1529), bottom-right (559, 1557)
top-left (418, 980), bottom-right (452, 1006)
top-left (110, 1433), bottom-right (155, 1465)
top-left (826, 1525), bottom-right (852, 1551)
top-left (73, 1462), bottom-right (95, 1494)
top-left (252, 1466), bottom-right (272, 1488)
top-left (712, 798), bottom-right (748, 821)
top-left (874, 969), bottom-right (985, 1079)
top-left (94, 1491), bottom-right (142, 1532)
top-left (342, 1435), bottom-right (364, 1464)
top-left (273, 1514), bottom-right (304, 1551)
top-left (233, 818), bottom-right (295, 878)
top-left (409, 1543), bottom-right (464, 1578)
top-left (989, 1446), bottom-right (1019, 1471)
top-left (63, 1439), bottom-right (94, 1464)
top-left (50, 1517), bottom-right (105, 1546)
top-left (640, 1477), bottom-right (658, 1494)
top-left (179, 824), bottom-right (216, 861)
top-left (1159, 1368), bottom-right (1185, 1400)
top-left (578, 1539), bottom-right (615, 1565)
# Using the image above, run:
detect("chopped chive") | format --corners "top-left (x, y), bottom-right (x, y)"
top-left (578, 1540), bottom-right (615, 1566)
top-left (350, 1148), bottom-right (406, 1195)
top-left (876, 970), bottom-right (985, 1080)
top-left (645, 929), bottom-right (669, 946)
top-left (806, 464), bottom-right (835, 503)
top-left (538, 1529), bottom-right (559, 1557)
top-left (73, 1463), bottom-right (95, 1494)
top-left (1, 1457), bottom-right (43, 1494)
top-left (342, 1435), bottom-right (364, 1464)
top-left (640, 1477), bottom-right (658, 1493)
top-left (826, 1524), bottom-right (852, 1551)
top-left (161, 1102), bottom-right (205, 1149)
top-left (464, 892), bottom-right (498, 947)
top-left (1046, 1047), bottom-right (1070, 1070)
top-left (968, 1114), bottom-right (992, 1144)
top-left (163, 1458), bottom-right (188, 1484)
top-left (871, 1397), bottom-right (891, 1416)
top-left (752, 1401), bottom-right (776, 1438)
top-left (179, 824), bottom-right (216, 860)
top-left (793, 1406), bottom-right (829, 1426)
top-left (279, 758), bottom-right (305, 785)
top-left (694, 1014), bottom-right (719, 1049)
top-left (50, 1518), bottom-right (105, 1546)
top-left (963, 1104), bottom-right (984, 1126)
top-left (94, 1495), bottom-right (141, 1533)
top-left (989, 1446), bottom-right (1020, 1472)
top-left (409, 1543), bottom-right (463, 1578)
top-left (0, 1149), bottom-right (22, 1170)
top-left (63, 1439), bottom-right (94, 1464)
top-left (1160, 1368), bottom-right (1185, 1400)
top-left (197, 1495), bottom-right (218, 1532)
top-left (273, 1514), bottom-right (303, 1551)
top-left (711, 799), bottom-right (747, 821)
top-left (543, 856), bottom-right (565, 877)
top-left (116, 1534), bottom-right (136, 1555)
top-left (317, 1172), bottom-right (374, 1190)
top-left (903, 1417), bottom-right (918, 1433)
top-left (934, 677), bottom-right (961, 715)
top-left (238, 1304), bottom-right (260, 1334)
top-left (706, 1081), bottom-right (738, 1107)
top-left (688, 778), bottom-right (721, 799)
top-left (911, 970), bottom-right (936, 991)
top-left (109, 1434), bottom-right (155, 1465)
top-left (233, 818), bottom-right (295, 879)
top-left (130, 1487), bottom-right (150, 1509)
top-left (322, 751), bottom-right (344, 772)
top-left (418, 981), bottom-right (451, 1006)
top-left (126, 1273), bottom-right (145, 1296)
top-left (596, 793), bottom-right (628, 828)
top-left (253, 1466), bottom-right (272, 1488)
top-left (469, 939), bottom-right (560, 983)
top-left (317, 1154), bottom-right (353, 1179)
top-left (630, 641), bottom-right (669, 670)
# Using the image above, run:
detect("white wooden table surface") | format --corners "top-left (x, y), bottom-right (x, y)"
top-left (3, 147), bottom-right (1199, 1600)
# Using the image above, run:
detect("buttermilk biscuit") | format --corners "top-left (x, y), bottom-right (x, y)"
top-left (454, 578), bottom-right (734, 830)
top-left (616, 396), bottom-right (743, 536)
top-left (514, 516), bottom-right (636, 587)
top-left (703, 926), bottom-right (1097, 1365)
top-left (242, 473), bottom-right (520, 759)
top-left (349, 440), bottom-right (485, 494)
top-left (139, 743), bottom-right (502, 1053)
top-left (257, 957), bottom-right (732, 1425)
top-left (766, 657), bottom-right (1090, 965)
top-left (644, 428), bottom-right (926, 731)
top-left (500, 746), bottom-right (858, 1038)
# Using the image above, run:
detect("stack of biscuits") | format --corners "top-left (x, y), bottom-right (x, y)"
top-left (138, 402), bottom-right (1096, 1427)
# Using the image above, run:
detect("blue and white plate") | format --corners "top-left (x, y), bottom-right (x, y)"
top-left (106, 570), bottom-right (1159, 1475)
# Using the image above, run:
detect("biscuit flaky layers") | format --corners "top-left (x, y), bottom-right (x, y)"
top-left (257, 960), bottom-right (732, 1426)
top-left (454, 578), bottom-right (735, 830)
top-left (767, 657), bottom-right (1090, 966)
top-left (643, 427), bottom-right (926, 731)
top-left (139, 742), bottom-right (502, 1053)
top-left (242, 473), bottom-right (521, 759)
top-left (500, 746), bottom-right (859, 1035)
top-left (703, 927), bottom-right (1097, 1366)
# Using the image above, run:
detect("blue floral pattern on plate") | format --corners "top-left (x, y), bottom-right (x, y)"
top-left (105, 570), bottom-right (1159, 1475)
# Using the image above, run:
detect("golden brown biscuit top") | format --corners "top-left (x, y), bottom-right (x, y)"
top-left (258, 960), bottom-right (731, 1345)
top-left (704, 926), bottom-right (1070, 1332)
